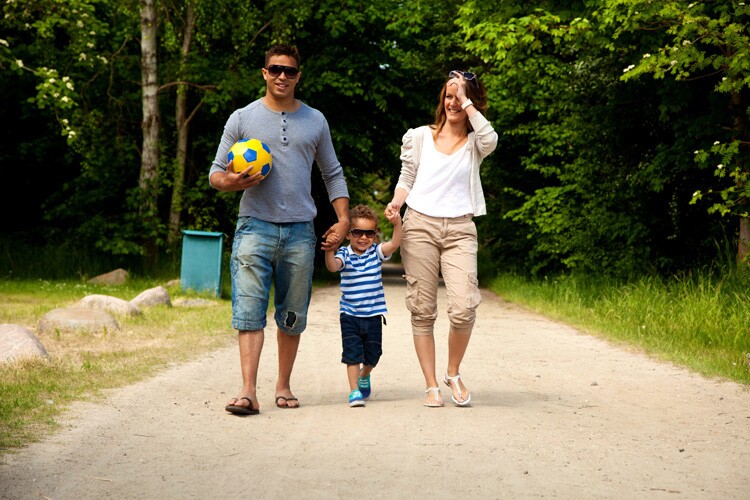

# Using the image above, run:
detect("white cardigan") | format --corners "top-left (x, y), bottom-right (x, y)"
top-left (395, 112), bottom-right (498, 216)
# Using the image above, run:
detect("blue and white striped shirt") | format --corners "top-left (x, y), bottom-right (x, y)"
top-left (335, 244), bottom-right (390, 317)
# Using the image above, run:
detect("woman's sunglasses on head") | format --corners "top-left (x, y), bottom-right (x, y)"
top-left (350, 229), bottom-right (377, 238)
top-left (449, 70), bottom-right (476, 81)
top-left (266, 65), bottom-right (299, 78)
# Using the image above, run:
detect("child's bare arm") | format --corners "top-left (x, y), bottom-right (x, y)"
top-left (380, 212), bottom-right (403, 257)
top-left (385, 188), bottom-right (408, 219)
top-left (325, 249), bottom-right (343, 272)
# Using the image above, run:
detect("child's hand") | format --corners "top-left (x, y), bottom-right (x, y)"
top-left (385, 209), bottom-right (401, 225)
top-left (384, 202), bottom-right (400, 220)
top-left (321, 221), bottom-right (347, 251)
top-left (381, 205), bottom-right (403, 257)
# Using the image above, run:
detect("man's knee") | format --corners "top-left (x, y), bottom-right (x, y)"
top-left (284, 311), bottom-right (296, 329)
top-left (276, 309), bottom-right (306, 334)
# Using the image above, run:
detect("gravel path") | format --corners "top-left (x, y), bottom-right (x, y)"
top-left (1, 277), bottom-right (748, 498)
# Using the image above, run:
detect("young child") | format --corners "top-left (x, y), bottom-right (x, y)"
top-left (325, 204), bottom-right (402, 407)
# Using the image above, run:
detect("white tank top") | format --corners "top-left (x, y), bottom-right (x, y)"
top-left (405, 130), bottom-right (473, 217)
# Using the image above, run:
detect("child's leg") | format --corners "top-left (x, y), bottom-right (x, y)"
top-left (347, 364), bottom-right (362, 390)
top-left (361, 316), bottom-right (383, 376)
top-left (358, 316), bottom-right (382, 399)
top-left (341, 314), bottom-right (365, 392)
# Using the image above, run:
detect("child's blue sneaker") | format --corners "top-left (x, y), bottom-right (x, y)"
top-left (358, 374), bottom-right (371, 399)
top-left (348, 389), bottom-right (365, 407)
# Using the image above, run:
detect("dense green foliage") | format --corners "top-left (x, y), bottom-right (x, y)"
top-left (0, 0), bottom-right (748, 278)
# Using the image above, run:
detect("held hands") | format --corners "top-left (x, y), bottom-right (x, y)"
top-left (384, 206), bottom-right (402, 226)
top-left (321, 219), bottom-right (350, 252)
top-left (381, 203), bottom-right (404, 257)
top-left (384, 201), bottom-right (401, 220)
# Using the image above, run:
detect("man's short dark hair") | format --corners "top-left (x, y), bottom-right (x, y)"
top-left (265, 44), bottom-right (301, 68)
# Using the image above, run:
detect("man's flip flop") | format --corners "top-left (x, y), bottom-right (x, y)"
top-left (225, 397), bottom-right (259, 415)
top-left (275, 396), bottom-right (300, 409)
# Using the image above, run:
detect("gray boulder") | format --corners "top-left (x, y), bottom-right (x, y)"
top-left (130, 286), bottom-right (171, 308)
top-left (87, 268), bottom-right (128, 286)
top-left (78, 294), bottom-right (142, 316)
top-left (38, 308), bottom-right (120, 335)
top-left (0, 324), bottom-right (48, 364)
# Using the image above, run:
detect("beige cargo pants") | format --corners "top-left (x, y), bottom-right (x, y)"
top-left (400, 208), bottom-right (482, 336)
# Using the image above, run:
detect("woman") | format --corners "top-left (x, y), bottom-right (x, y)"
top-left (385, 70), bottom-right (498, 407)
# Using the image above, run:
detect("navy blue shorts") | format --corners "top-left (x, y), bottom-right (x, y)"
top-left (340, 314), bottom-right (383, 367)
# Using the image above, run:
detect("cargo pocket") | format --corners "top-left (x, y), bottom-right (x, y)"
top-left (403, 274), bottom-right (422, 314)
top-left (466, 275), bottom-right (482, 310)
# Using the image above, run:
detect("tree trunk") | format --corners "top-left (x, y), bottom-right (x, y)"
top-left (140, 0), bottom-right (160, 264)
top-left (168, 1), bottom-right (196, 247)
top-left (730, 90), bottom-right (749, 266)
top-left (740, 217), bottom-right (749, 265)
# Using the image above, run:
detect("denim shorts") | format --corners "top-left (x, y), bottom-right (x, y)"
top-left (340, 313), bottom-right (383, 366)
top-left (230, 216), bottom-right (316, 334)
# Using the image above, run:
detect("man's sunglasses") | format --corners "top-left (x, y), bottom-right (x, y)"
top-left (449, 70), bottom-right (476, 81)
top-left (350, 229), bottom-right (377, 238)
top-left (266, 65), bottom-right (299, 78)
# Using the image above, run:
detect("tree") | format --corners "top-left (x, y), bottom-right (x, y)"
top-left (167, 0), bottom-right (196, 246)
top-left (0, 0), bottom-right (147, 260)
top-left (605, 0), bottom-right (750, 265)
top-left (140, 0), bottom-right (160, 264)
top-left (295, 0), bottom-right (468, 228)
top-left (7, 0), bottom-right (743, 280)
top-left (451, 0), bottom-right (747, 277)
top-left (455, 1), bottom-right (660, 276)
top-left (161, 0), bottom-right (271, 246)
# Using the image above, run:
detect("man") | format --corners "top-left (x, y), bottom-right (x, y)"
top-left (209, 44), bottom-right (349, 415)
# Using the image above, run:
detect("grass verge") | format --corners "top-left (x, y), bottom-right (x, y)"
top-left (0, 279), bottom-right (234, 451)
top-left (490, 271), bottom-right (750, 385)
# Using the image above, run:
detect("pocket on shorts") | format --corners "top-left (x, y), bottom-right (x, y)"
top-left (235, 216), bottom-right (252, 233)
top-left (404, 274), bottom-right (423, 314)
top-left (466, 274), bottom-right (482, 310)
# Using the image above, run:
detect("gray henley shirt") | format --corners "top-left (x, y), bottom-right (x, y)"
top-left (209, 99), bottom-right (349, 223)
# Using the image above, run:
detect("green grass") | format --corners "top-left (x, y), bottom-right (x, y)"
top-left (490, 270), bottom-right (750, 384)
top-left (0, 279), bottom-right (234, 451)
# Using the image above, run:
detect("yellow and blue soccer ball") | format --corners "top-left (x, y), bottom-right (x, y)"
top-left (228, 138), bottom-right (273, 178)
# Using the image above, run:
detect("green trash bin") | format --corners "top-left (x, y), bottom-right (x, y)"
top-left (180, 230), bottom-right (224, 297)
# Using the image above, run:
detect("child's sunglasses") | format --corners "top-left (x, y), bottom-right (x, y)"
top-left (266, 65), bottom-right (299, 78)
top-left (449, 70), bottom-right (476, 81)
top-left (350, 229), bottom-right (377, 238)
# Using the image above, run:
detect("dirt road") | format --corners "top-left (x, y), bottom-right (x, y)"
top-left (1, 278), bottom-right (748, 498)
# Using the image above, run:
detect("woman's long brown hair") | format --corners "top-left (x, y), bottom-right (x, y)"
top-left (432, 73), bottom-right (488, 135)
